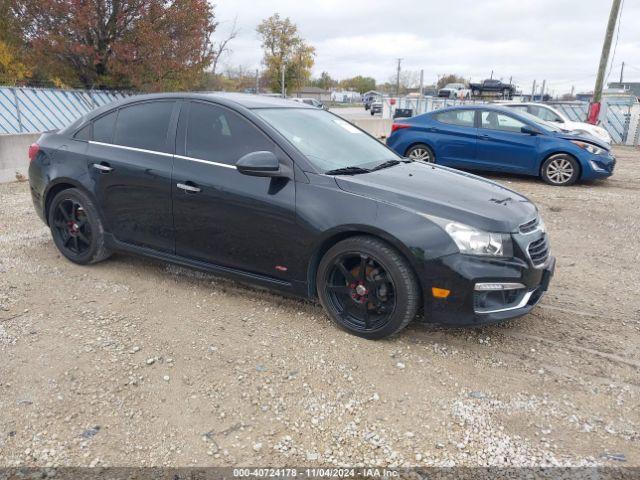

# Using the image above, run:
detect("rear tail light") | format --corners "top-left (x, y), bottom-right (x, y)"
top-left (391, 123), bottom-right (411, 133)
top-left (28, 143), bottom-right (40, 162)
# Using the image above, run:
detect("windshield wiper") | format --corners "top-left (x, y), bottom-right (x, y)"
top-left (370, 159), bottom-right (401, 171)
top-left (324, 166), bottom-right (371, 175)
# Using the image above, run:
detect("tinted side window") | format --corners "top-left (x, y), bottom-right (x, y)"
top-left (185, 102), bottom-right (275, 165)
top-left (434, 110), bottom-right (475, 127)
top-left (481, 111), bottom-right (526, 133)
top-left (114, 101), bottom-right (175, 151)
top-left (93, 111), bottom-right (117, 143)
top-left (74, 123), bottom-right (92, 141)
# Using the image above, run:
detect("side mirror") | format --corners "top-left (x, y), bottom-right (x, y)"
top-left (521, 125), bottom-right (541, 135)
top-left (236, 151), bottom-right (282, 177)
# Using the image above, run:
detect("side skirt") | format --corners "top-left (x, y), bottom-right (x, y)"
top-left (104, 234), bottom-right (308, 297)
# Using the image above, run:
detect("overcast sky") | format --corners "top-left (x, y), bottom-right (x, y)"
top-left (214, 0), bottom-right (639, 94)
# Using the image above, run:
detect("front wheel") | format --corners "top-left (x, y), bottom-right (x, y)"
top-left (541, 154), bottom-right (579, 186)
top-left (406, 143), bottom-right (435, 163)
top-left (316, 236), bottom-right (420, 339)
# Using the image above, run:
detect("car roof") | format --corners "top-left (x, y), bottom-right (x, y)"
top-left (432, 104), bottom-right (513, 112)
top-left (61, 92), bottom-right (313, 134)
top-left (95, 92), bottom-right (310, 116)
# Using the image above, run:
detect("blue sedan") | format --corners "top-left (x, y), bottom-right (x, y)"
top-left (386, 105), bottom-right (615, 186)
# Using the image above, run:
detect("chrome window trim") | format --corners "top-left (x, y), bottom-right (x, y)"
top-left (174, 154), bottom-right (236, 170)
top-left (89, 141), bottom-right (173, 158)
top-left (88, 141), bottom-right (237, 170)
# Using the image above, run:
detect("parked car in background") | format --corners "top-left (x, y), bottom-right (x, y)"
top-left (501, 102), bottom-right (612, 145)
top-left (291, 97), bottom-right (327, 109)
top-left (438, 83), bottom-right (471, 99)
top-left (470, 79), bottom-right (516, 98)
top-left (370, 100), bottom-right (383, 116)
top-left (363, 94), bottom-right (381, 110)
top-left (28, 93), bottom-right (555, 339)
top-left (386, 105), bottom-right (615, 186)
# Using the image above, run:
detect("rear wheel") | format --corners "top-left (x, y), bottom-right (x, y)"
top-left (406, 143), bottom-right (435, 163)
top-left (48, 188), bottom-right (111, 264)
top-left (541, 154), bottom-right (579, 186)
top-left (316, 236), bottom-right (420, 339)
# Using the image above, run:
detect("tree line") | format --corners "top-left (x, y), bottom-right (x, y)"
top-left (0, 1), bottom-right (467, 95)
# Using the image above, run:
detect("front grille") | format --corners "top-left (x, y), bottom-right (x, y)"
top-left (519, 217), bottom-right (539, 234)
top-left (527, 235), bottom-right (549, 266)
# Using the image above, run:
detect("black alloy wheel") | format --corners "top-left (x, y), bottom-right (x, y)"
top-left (317, 236), bottom-right (420, 339)
top-left (48, 188), bottom-right (111, 264)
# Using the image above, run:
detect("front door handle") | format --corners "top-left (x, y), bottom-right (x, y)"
top-left (93, 162), bottom-right (113, 173)
top-left (176, 182), bottom-right (201, 193)
top-left (479, 134), bottom-right (490, 140)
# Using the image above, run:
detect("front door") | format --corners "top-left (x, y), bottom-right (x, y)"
top-left (476, 110), bottom-right (539, 173)
top-left (172, 101), bottom-right (297, 280)
top-left (87, 101), bottom-right (177, 252)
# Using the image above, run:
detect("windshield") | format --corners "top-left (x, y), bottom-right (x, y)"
top-left (255, 108), bottom-right (401, 171)
top-left (508, 109), bottom-right (564, 133)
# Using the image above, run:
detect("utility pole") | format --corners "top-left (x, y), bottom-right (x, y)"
top-left (570, 85), bottom-right (575, 98)
top-left (531, 80), bottom-right (536, 100)
top-left (418, 69), bottom-right (424, 113)
top-left (620, 61), bottom-right (625, 83)
top-left (395, 58), bottom-right (402, 97)
top-left (593, 0), bottom-right (622, 103)
top-left (281, 65), bottom-right (285, 98)
top-left (256, 69), bottom-right (259, 94)
top-left (540, 79), bottom-right (546, 101)
top-left (490, 70), bottom-right (494, 79)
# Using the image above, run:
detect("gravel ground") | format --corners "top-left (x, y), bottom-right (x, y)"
top-left (0, 147), bottom-right (639, 469)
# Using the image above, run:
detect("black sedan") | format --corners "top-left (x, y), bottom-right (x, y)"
top-left (28, 93), bottom-right (555, 339)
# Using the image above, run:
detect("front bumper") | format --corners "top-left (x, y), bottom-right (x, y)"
top-left (582, 151), bottom-right (616, 180)
top-left (421, 253), bottom-right (555, 327)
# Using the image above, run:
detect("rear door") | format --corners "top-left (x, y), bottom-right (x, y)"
top-left (172, 101), bottom-right (297, 279)
top-left (86, 100), bottom-right (177, 252)
top-left (429, 109), bottom-right (477, 167)
top-left (476, 110), bottom-right (539, 173)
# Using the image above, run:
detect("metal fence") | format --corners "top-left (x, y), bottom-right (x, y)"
top-left (0, 87), bottom-right (130, 135)
top-left (381, 96), bottom-right (640, 146)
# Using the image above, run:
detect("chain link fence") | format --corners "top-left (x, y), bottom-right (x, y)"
top-left (0, 87), bottom-right (130, 135)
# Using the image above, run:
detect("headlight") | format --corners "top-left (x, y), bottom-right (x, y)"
top-left (423, 216), bottom-right (514, 256)
top-left (571, 140), bottom-right (604, 155)
top-left (444, 222), bottom-right (511, 256)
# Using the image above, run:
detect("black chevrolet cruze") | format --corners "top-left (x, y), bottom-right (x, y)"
top-left (28, 93), bottom-right (555, 339)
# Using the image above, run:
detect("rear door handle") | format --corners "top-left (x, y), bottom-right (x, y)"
top-left (176, 182), bottom-right (201, 193)
top-left (93, 162), bottom-right (113, 173)
top-left (479, 134), bottom-right (490, 140)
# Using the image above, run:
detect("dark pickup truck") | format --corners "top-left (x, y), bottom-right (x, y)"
top-left (470, 79), bottom-right (516, 98)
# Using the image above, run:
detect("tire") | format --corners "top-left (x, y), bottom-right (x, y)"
top-left (370, 110), bottom-right (375, 116)
top-left (541, 154), bottom-right (580, 186)
top-left (48, 188), bottom-right (111, 265)
top-left (472, 89), bottom-right (479, 96)
top-left (316, 236), bottom-right (420, 340)
top-left (405, 143), bottom-right (435, 163)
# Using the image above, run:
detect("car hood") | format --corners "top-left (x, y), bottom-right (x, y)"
top-left (563, 121), bottom-right (611, 141)
top-left (551, 129), bottom-right (610, 150)
top-left (334, 162), bottom-right (537, 233)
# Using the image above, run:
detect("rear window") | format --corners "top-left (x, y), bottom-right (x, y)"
top-left (93, 111), bottom-right (117, 143)
top-left (113, 101), bottom-right (175, 152)
top-left (433, 110), bottom-right (475, 127)
top-left (74, 124), bottom-right (92, 141)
